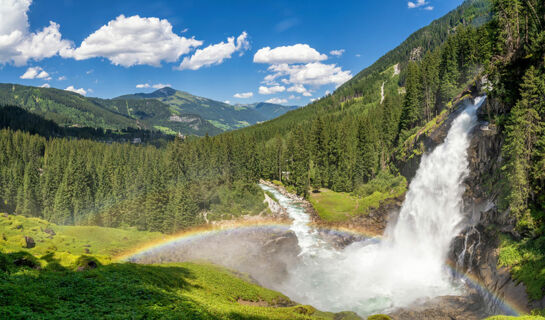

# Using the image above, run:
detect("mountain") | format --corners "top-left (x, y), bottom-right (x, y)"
top-left (239, 102), bottom-right (299, 120)
top-left (0, 83), bottom-right (220, 136)
top-left (117, 88), bottom-right (298, 131)
top-left (93, 96), bottom-right (222, 136)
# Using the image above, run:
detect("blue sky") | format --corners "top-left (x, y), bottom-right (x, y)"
top-left (0, 0), bottom-right (464, 105)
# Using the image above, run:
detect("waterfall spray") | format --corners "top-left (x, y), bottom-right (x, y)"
top-left (263, 97), bottom-right (486, 316)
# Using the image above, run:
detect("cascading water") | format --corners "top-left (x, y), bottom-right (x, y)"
top-left (260, 97), bottom-right (486, 316)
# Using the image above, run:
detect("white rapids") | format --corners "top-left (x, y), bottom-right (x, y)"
top-left (259, 96), bottom-right (486, 316)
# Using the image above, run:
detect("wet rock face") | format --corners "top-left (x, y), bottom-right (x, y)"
top-left (389, 292), bottom-right (489, 320)
top-left (455, 97), bottom-right (532, 313)
top-left (130, 227), bottom-right (302, 289)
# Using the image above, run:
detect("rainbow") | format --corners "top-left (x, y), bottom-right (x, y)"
top-left (116, 221), bottom-right (526, 317)
top-left (445, 261), bottom-right (525, 317)
top-left (115, 219), bottom-right (375, 261)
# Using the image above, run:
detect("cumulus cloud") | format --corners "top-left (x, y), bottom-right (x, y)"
top-left (178, 32), bottom-right (249, 70)
top-left (20, 66), bottom-right (50, 79)
top-left (58, 75), bottom-right (66, 80)
top-left (265, 97), bottom-right (287, 104)
top-left (287, 84), bottom-right (311, 96)
top-left (152, 83), bottom-right (171, 89)
top-left (258, 85), bottom-right (285, 95)
top-left (136, 83), bottom-right (171, 89)
top-left (233, 92), bottom-right (253, 98)
top-left (0, 0), bottom-right (73, 65)
top-left (254, 44), bottom-right (327, 64)
top-left (40, 83), bottom-right (50, 88)
top-left (408, 0), bottom-right (428, 9)
top-left (329, 49), bottom-right (345, 57)
top-left (267, 62), bottom-right (351, 87)
top-left (65, 85), bottom-right (86, 95)
top-left (64, 15), bottom-right (202, 67)
top-left (223, 100), bottom-right (231, 104)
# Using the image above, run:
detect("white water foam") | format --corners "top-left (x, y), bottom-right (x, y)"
top-left (260, 96), bottom-right (485, 316)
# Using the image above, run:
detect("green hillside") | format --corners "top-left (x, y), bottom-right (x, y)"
top-left (0, 84), bottom-right (222, 136)
top-left (0, 214), bottom-right (358, 320)
top-left (93, 97), bottom-right (222, 136)
top-left (118, 87), bottom-right (297, 131)
top-left (0, 83), bottom-right (137, 130)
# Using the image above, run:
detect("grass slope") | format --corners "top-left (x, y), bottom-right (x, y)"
top-left (0, 214), bottom-right (359, 319)
top-left (0, 214), bottom-right (163, 264)
top-left (309, 172), bottom-right (407, 223)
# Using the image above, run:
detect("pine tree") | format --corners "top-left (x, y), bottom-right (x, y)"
top-left (399, 61), bottom-right (422, 133)
top-left (502, 66), bottom-right (543, 233)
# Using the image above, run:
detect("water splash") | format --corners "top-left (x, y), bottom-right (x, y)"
top-left (261, 97), bottom-right (486, 316)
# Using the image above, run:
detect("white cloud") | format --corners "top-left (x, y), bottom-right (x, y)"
top-left (233, 92), bottom-right (253, 98)
top-left (65, 85), bottom-right (86, 95)
top-left (152, 83), bottom-right (171, 89)
top-left (20, 66), bottom-right (50, 79)
top-left (408, 0), bottom-right (428, 9)
top-left (178, 31), bottom-right (249, 70)
top-left (40, 83), bottom-right (50, 88)
top-left (355, 54), bottom-right (361, 57)
top-left (325, 90), bottom-right (331, 95)
top-left (87, 88), bottom-right (94, 93)
top-left (265, 97), bottom-right (287, 104)
top-left (310, 98), bottom-right (317, 102)
top-left (267, 62), bottom-right (352, 87)
top-left (287, 84), bottom-right (311, 96)
top-left (254, 44), bottom-right (327, 64)
top-left (86, 69), bottom-right (93, 74)
top-left (58, 75), bottom-right (66, 80)
top-left (223, 100), bottom-right (231, 104)
top-left (288, 95), bottom-right (295, 99)
top-left (136, 83), bottom-right (171, 89)
top-left (424, 6), bottom-right (434, 10)
top-left (329, 49), bottom-right (345, 57)
top-left (259, 85), bottom-right (285, 95)
top-left (0, 0), bottom-right (73, 65)
top-left (64, 15), bottom-right (202, 67)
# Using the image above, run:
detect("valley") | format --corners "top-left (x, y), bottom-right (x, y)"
top-left (1, 0), bottom-right (545, 319)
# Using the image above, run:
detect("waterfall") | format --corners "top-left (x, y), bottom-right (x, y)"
top-left (261, 96), bottom-right (486, 316)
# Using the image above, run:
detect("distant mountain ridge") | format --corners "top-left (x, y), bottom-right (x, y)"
top-left (117, 87), bottom-right (299, 131)
top-left (237, 102), bottom-right (298, 120)
top-left (0, 84), bottom-right (297, 137)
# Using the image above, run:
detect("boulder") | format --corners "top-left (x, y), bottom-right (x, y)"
top-left (43, 227), bottom-right (56, 236)
top-left (23, 236), bottom-right (35, 248)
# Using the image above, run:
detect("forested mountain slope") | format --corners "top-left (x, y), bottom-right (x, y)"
top-left (117, 87), bottom-right (297, 131)
top-left (0, 84), bottom-right (219, 136)
top-left (234, 0), bottom-right (493, 141)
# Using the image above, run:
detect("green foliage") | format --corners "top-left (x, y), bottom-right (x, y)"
top-left (0, 252), bottom-right (344, 320)
top-left (309, 172), bottom-right (406, 222)
top-left (0, 128), bottom-right (268, 233)
top-left (501, 66), bottom-right (545, 235)
top-left (498, 235), bottom-right (545, 300)
top-left (367, 315), bottom-right (392, 320)
top-left (0, 214), bottom-right (163, 263)
top-left (208, 182), bottom-right (266, 220)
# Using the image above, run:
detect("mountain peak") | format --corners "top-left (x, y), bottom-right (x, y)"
top-left (150, 87), bottom-right (177, 97)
